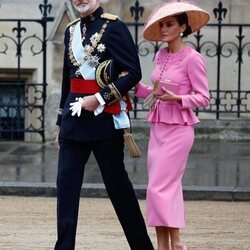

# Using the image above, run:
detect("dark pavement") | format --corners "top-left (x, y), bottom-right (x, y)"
top-left (0, 137), bottom-right (249, 200)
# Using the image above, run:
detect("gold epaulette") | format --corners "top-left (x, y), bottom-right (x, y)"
top-left (101, 13), bottom-right (118, 21)
top-left (66, 18), bottom-right (81, 28)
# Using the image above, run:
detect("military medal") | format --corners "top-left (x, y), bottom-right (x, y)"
top-left (81, 24), bottom-right (87, 42)
top-left (69, 20), bottom-right (109, 72)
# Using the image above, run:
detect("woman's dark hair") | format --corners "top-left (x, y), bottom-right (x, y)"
top-left (174, 13), bottom-right (192, 38)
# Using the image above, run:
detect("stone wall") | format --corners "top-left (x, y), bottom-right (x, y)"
top-left (102, 0), bottom-right (250, 24)
top-left (0, 0), bottom-right (250, 141)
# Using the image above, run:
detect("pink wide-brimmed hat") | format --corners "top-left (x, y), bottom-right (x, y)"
top-left (143, 0), bottom-right (210, 41)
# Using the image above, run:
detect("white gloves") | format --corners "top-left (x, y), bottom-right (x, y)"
top-left (69, 97), bottom-right (84, 117)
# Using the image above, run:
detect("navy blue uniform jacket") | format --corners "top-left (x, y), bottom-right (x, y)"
top-left (56, 7), bottom-right (141, 142)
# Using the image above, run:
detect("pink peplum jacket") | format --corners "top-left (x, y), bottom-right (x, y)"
top-left (136, 46), bottom-right (210, 125)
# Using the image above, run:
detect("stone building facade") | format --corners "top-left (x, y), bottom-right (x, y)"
top-left (0, 0), bottom-right (249, 141)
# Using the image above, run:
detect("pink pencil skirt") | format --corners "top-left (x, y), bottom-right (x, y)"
top-left (146, 123), bottom-right (194, 228)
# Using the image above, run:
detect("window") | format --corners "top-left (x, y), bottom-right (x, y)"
top-left (0, 80), bottom-right (25, 140)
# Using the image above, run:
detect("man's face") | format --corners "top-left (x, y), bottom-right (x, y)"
top-left (72, 0), bottom-right (99, 15)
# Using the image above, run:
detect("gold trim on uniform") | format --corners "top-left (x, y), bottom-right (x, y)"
top-left (68, 21), bottom-right (109, 68)
top-left (96, 60), bottom-right (112, 88)
top-left (108, 83), bottom-right (122, 101)
top-left (111, 83), bottom-right (122, 99)
top-left (96, 59), bottom-right (122, 101)
top-left (101, 13), bottom-right (118, 21)
top-left (103, 61), bottom-right (110, 82)
top-left (103, 91), bottom-right (113, 101)
top-left (66, 18), bottom-right (81, 28)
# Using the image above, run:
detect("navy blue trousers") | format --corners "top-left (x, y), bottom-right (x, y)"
top-left (54, 137), bottom-right (153, 250)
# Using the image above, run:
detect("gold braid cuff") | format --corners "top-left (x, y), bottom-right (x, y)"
top-left (107, 83), bottom-right (122, 105)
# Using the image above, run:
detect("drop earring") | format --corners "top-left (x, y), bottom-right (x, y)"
top-left (180, 32), bottom-right (183, 37)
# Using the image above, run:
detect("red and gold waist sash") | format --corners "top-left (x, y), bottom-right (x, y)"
top-left (70, 78), bottom-right (132, 114)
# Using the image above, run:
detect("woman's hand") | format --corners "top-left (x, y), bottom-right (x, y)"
top-left (118, 71), bottom-right (129, 78)
top-left (134, 83), bottom-right (139, 92)
top-left (158, 87), bottom-right (182, 102)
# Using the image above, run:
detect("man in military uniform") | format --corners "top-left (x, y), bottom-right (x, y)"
top-left (54, 0), bottom-right (154, 249)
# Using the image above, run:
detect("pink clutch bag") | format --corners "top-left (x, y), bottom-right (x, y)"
top-left (156, 80), bottom-right (179, 96)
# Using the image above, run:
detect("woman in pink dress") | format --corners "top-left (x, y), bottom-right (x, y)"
top-left (135, 1), bottom-right (210, 249)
